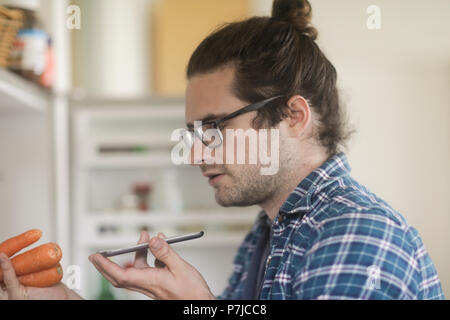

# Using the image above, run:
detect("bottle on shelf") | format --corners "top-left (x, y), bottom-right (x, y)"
top-left (133, 182), bottom-right (152, 212)
top-left (95, 276), bottom-right (115, 300)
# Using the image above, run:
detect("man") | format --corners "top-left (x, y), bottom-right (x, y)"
top-left (0, 0), bottom-right (444, 300)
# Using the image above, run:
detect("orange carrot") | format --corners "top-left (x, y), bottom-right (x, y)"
top-left (18, 263), bottom-right (63, 287)
top-left (0, 229), bottom-right (42, 257)
top-left (0, 242), bottom-right (62, 281)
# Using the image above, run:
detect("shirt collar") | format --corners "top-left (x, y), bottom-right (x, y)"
top-left (255, 209), bottom-right (272, 227)
top-left (279, 152), bottom-right (351, 215)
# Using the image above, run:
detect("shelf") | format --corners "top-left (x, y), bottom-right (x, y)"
top-left (79, 210), bottom-right (257, 249)
top-left (81, 232), bottom-right (248, 249)
top-left (80, 153), bottom-right (175, 169)
top-left (90, 134), bottom-right (177, 147)
top-left (84, 210), bottom-right (258, 226)
top-left (0, 68), bottom-right (50, 114)
top-left (75, 101), bottom-right (185, 120)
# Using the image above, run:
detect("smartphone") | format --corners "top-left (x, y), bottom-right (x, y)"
top-left (97, 231), bottom-right (204, 257)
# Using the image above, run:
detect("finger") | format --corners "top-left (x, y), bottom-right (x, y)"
top-left (124, 267), bottom-right (168, 297)
top-left (155, 232), bottom-right (167, 268)
top-left (0, 282), bottom-right (7, 300)
top-left (134, 231), bottom-right (150, 268)
top-left (0, 253), bottom-right (22, 298)
top-left (90, 260), bottom-right (119, 287)
top-left (148, 236), bottom-right (184, 274)
top-left (154, 259), bottom-right (166, 269)
top-left (157, 232), bottom-right (167, 239)
top-left (89, 256), bottom-right (119, 287)
top-left (89, 254), bottom-right (127, 287)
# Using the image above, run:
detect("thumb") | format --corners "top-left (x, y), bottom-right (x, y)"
top-left (0, 253), bottom-right (24, 300)
top-left (149, 235), bottom-right (184, 273)
top-left (134, 231), bottom-right (150, 268)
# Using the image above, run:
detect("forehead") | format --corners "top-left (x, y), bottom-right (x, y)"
top-left (185, 66), bottom-right (244, 125)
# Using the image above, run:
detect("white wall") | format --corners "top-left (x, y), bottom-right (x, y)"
top-left (307, 0), bottom-right (450, 297)
top-left (0, 114), bottom-right (53, 245)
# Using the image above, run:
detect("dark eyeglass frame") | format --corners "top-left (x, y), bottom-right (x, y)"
top-left (185, 95), bottom-right (285, 148)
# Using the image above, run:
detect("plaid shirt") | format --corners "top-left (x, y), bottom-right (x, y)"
top-left (218, 153), bottom-right (444, 300)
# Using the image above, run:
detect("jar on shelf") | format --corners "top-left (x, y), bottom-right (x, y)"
top-left (133, 183), bottom-right (153, 212)
top-left (3, 0), bottom-right (51, 85)
top-left (12, 28), bottom-right (48, 82)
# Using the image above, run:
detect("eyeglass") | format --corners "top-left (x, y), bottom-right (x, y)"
top-left (182, 95), bottom-right (285, 149)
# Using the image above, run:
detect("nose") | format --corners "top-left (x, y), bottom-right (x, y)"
top-left (189, 138), bottom-right (217, 166)
top-left (189, 137), bottom-right (203, 166)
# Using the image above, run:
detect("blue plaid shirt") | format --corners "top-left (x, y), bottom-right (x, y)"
top-left (218, 153), bottom-right (444, 300)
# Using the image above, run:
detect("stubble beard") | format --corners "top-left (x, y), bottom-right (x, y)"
top-left (213, 139), bottom-right (295, 209)
top-left (213, 165), bottom-right (280, 207)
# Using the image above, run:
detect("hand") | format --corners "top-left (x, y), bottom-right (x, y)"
top-left (89, 231), bottom-right (216, 300)
top-left (0, 253), bottom-right (83, 300)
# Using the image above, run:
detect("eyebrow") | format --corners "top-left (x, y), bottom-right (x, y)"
top-left (186, 113), bottom-right (228, 129)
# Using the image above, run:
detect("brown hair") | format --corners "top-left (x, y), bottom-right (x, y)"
top-left (186, 0), bottom-right (351, 156)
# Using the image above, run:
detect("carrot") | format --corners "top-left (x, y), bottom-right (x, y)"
top-left (0, 242), bottom-right (62, 281)
top-left (17, 263), bottom-right (63, 287)
top-left (0, 229), bottom-right (42, 257)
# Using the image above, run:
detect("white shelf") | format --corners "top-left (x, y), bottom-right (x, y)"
top-left (0, 68), bottom-right (50, 114)
top-left (79, 211), bottom-right (256, 249)
top-left (76, 102), bottom-right (185, 120)
top-left (90, 134), bottom-right (176, 147)
top-left (72, 103), bottom-right (250, 300)
top-left (80, 153), bottom-right (176, 169)
top-left (85, 210), bottom-right (258, 226)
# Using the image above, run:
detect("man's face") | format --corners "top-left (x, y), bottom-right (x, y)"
top-left (185, 66), bottom-right (290, 207)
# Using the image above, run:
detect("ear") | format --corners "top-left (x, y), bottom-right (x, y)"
top-left (284, 95), bottom-right (311, 138)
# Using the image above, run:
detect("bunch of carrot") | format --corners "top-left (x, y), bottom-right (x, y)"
top-left (0, 229), bottom-right (63, 287)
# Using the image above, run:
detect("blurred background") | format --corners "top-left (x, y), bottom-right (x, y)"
top-left (0, 0), bottom-right (448, 299)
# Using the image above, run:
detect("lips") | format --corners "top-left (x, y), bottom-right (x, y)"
top-left (202, 172), bottom-right (226, 186)
top-left (208, 174), bottom-right (225, 186)
top-left (202, 171), bottom-right (223, 178)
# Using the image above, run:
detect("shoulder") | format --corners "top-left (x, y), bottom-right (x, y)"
top-left (291, 178), bottom-right (426, 298)
top-left (306, 176), bottom-right (419, 257)
top-left (309, 175), bottom-right (411, 236)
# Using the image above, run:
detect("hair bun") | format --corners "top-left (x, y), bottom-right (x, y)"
top-left (271, 0), bottom-right (318, 40)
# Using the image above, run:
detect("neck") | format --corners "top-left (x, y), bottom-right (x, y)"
top-left (260, 146), bottom-right (329, 221)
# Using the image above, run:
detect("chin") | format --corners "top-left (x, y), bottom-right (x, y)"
top-left (214, 192), bottom-right (232, 207)
top-left (214, 191), bottom-right (256, 208)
